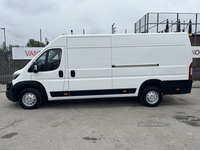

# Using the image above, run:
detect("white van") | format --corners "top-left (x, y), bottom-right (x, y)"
top-left (6, 33), bottom-right (193, 109)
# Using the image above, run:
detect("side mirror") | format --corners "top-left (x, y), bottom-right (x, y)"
top-left (33, 62), bottom-right (38, 73)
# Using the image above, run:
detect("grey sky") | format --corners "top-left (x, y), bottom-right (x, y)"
top-left (0, 0), bottom-right (199, 46)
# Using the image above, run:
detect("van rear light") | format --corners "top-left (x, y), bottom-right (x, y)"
top-left (189, 62), bottom-right (193, 80)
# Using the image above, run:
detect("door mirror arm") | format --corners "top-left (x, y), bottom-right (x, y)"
top-left (33, 62), bottom-right (38, 73)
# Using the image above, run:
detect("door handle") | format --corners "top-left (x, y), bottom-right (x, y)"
top-left (71, 70), bottom-right (75, 77)
top-left (59, 70), bottom-right (63, 78)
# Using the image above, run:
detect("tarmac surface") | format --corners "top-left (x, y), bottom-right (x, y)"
top-left (0, 81), bottom-right (200, 150)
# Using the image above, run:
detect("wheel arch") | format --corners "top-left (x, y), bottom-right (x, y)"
top-left (13, 81), bottom-right (48, 102)
top-left (138, 79), bottom-right (165, 96)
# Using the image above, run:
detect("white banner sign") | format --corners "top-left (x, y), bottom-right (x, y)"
top-left (192, 46), bottom-right (200, 58)
top-left (12, 47), bottom-right (44, 60)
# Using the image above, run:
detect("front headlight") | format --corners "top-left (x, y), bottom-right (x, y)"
top-left (12, 73), bottom-right (20, 80)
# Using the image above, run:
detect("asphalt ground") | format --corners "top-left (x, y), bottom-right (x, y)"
top-left (0, 86), bottom-right (200, 150)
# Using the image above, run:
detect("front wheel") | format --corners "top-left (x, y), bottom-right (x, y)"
top-left (140, 86), bottom-right (162, 107)
top-left (18, 88), bottom-right (42, 109)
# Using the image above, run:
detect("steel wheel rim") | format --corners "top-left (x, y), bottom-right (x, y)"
top-left (22, 93), bottom-right (37, 107)
top-left (146, 91), bottom-right (159, 104)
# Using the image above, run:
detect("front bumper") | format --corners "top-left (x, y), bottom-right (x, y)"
top-left (6, 81), bottom-right (16, 102)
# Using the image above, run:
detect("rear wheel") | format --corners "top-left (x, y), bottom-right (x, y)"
top-left (140, 86), bottom-right (162, 107)
top-left (18, 88), bottom-right (42, 109)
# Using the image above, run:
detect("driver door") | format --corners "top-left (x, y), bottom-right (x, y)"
top-left (31, 48), bottom-right (67, 100)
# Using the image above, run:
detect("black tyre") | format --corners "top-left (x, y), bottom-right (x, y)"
top-left (140, 86), bottom-right (162, 107)
top-left (18, 88), bottom-right (42, 109)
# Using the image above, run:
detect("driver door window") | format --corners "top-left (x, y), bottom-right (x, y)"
top-left (36, 49), bottom-right (62, 71)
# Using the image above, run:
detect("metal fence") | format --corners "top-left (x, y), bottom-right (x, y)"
top-left (135, 12), bottom-right (200, 34)
top-left (0, 50), bottom-right (29, 84)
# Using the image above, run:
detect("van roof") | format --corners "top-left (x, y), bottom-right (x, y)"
top-left (58, 32), bottom-right (188, 38)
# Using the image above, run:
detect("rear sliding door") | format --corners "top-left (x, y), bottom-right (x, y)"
top-left (66, 36), bottom-right (112, 99)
